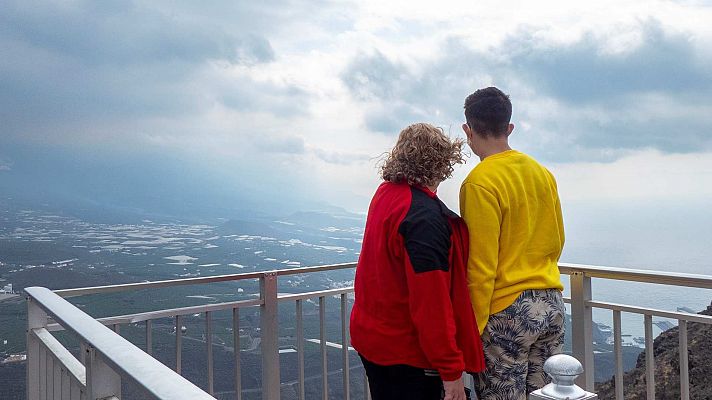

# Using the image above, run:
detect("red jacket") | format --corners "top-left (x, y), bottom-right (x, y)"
top-left (350, 182), bottom-right (485, 381)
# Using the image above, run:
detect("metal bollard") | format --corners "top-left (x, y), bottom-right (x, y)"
top-left (529, 354), bottom-right (598, 400)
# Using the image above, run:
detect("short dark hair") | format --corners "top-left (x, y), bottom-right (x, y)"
top-left (464, 87), bottom-right (512, 136)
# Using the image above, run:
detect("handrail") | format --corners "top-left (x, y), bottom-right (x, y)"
top-left (46, 297), bottom-right (264, 332)
top-left (278, 287), bottom-right (355, 302)
top-left (559, 262), bottom-right (712, 289)
top-left (54, 262), bottom-right (357, 298)
top-left (33, 327), bottom-right (85, 385)
top-left (27, 261), bottom-right (712, 400)
top-left (53, 262), bottom-right (711, 299)
top-left (561, 262), bottom-right (712, 394)
top-left (25, 286), bottom-right (216, 400)
top-left (586, 300), bottom-right (712, 324)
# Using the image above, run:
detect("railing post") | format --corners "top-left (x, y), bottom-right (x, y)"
top-left (26, 296), bottom-right (48, 400)
top-left (86, 346), bottom-right (121, 399)
top-left (570, 271), bottom-right (594, 390)
top-left (530, 354), bottom-right (598, 399)
top-left (261, 271), bottom-right (280, 400)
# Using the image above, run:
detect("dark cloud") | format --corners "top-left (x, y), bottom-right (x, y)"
top-left (0, 140), bottom-right (313, 219)
top-left (507, 21), bottom-right (712, 103)
top-left (340, 48), bottom-right (471, 135)
top-left (363, 104), bottom-right (428, 134)
top-left (341, 21), bottom-right (712, 158)
top-left (0, 0), bottom-right (360, 215)
top-left (341, 51), bottom-right (409, 101)
top-left (0, 0), bottom-right (317, 141)
top-left (220, 78), bottom-right (309, 117)
top-left (0, 2), bottom-right (274, 66)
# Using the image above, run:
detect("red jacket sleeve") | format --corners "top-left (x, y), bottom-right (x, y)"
top-left (400, 207), bottom-right (465, 381)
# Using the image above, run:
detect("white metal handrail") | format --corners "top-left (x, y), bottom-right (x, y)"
top-left (25, 286), bottom-right (216, 400)
top-left (586, 300), bottom-right (712, 323)
top-left (49, 262), bottom-right (711, 299)
top-left (31, 327), bottom-right (86, 399)
top-left (27, 262), bottom-right (712, 400)
top-left (559, 262), bottom-right (712, 289)
top-left (53, 262), bottom-right (357, 298)
top-left (563, 262), bottom-right (712, 400)
top-left (43, 284), bottom-right (362, 399)
top-left (45, 298), bottom-right (264, 332)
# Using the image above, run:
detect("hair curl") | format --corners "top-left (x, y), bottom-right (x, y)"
top-left (381, 123), bottom-right (465, 187)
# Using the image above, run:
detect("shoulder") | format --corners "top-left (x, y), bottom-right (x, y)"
top-left (400, 187), bottom-right (451, 228)
top-left (519, 153), bottom-right (559, 187)
top-left (461, 152), bottom-right (514, 188)
top-left (409, 186), bottom-right (440, 211)
top-left (461, 164), bottom-right (488, 189)
top-left (518, 151), bottom-right (549, 171)
top-left (375, 181), bottom-right (410, 196)
top-left (400, 186), bottom-right (459, 224)
top-left (399, 188), bottom-right (453, 272)
top-left (364, 182), bottom-right (415, 229)
top-left (460, 166), bottom-right (498, 199)
top-left (372, 181), bottom-right (412, 208)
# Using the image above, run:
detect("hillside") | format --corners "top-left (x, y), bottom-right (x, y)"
top-left (596, 301), bottom-right (712, 399)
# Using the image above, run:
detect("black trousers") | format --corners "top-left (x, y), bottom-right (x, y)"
top-left (360, 355), bottom-right (443, 400)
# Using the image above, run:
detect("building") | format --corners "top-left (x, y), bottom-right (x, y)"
top-left (0, 284), bottom-right (12, 294)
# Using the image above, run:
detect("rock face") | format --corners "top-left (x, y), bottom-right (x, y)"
top-left (596, 302), bottom-right (712, 399)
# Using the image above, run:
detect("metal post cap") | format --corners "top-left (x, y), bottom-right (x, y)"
top-left (540, 354), bottom-right (589, 399)
top-left (544, 354), bottom-right (585, 377)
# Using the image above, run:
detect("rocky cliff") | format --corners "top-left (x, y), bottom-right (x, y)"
top-left (596, 301), bottom-right (712, 399)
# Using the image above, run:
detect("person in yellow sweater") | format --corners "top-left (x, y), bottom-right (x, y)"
top-left (459, 87), bottom-right (565, 400)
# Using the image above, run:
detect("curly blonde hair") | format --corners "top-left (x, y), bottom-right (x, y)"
top-left (381, 123), bottom-right (466, 187)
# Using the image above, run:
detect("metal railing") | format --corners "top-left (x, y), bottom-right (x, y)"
top-left (27, 263), bottom-right (360, 400)
top-left (26, 262), bottom-right (712, 400)
top-left (25, 286), bottom-right (216, 400)
top-left (560, 262), bottom-right (712, 400)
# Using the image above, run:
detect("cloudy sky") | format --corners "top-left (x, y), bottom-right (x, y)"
top-left (2, 0), bottom-right (712, 267)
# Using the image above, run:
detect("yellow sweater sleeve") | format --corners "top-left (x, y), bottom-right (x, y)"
top-left (554, 179), bottom-right (566, 249)
top-left (459, 183), bottom-right (501, 334)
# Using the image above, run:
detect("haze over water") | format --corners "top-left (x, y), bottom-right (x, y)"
top-left (560, 199), bottom-right (712, 341)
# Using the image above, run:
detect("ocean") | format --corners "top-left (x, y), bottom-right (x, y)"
top-left (559, 199), bottom-right (712, 343)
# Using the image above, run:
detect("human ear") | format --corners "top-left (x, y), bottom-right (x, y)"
top-left (506, 123), bottom-right (515, 136)
top-left (462, 123), bottom-right (474, 141)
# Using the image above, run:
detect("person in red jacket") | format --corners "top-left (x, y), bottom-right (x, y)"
top-left (350, 123), bottom-right (486, 400)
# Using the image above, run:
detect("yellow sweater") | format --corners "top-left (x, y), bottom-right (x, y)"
top-left (460, 150), bottom-right (564, 334)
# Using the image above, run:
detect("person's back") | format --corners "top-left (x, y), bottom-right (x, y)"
top-left (461, 150), bottom-right (564, 329)
top-left (459, 87), bottom-right (565, 400)
top-left (351, 123), bottom-right (485, 400)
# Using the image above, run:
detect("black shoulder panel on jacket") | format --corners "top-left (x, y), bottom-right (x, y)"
top-left (398, 188), bottom-right (452, 273)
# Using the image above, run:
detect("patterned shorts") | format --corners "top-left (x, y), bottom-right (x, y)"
top-left (474, 289), bottom-right (565, 400)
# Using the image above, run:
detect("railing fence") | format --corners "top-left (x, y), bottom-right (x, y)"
top-left (26, 262), bottom-right (712, 400)
top-left (560, 263), bottom-right (712, 400)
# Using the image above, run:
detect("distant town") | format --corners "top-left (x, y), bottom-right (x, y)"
top-left (0, 282), bottom-right (17, 299)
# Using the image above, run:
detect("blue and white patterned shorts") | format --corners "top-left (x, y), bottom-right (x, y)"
top-left (474, 289), bottom-right (565, 400)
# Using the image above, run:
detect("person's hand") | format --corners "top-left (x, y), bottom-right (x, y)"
top-left (443, 376), bottom-right (466, 400)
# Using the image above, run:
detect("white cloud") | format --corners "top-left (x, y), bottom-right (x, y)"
top-left (435, 149), bottom-right (712, 216)
top-left (552, 150), bottom-right (712, 202)
top-left (2, 0), bottom-right (712, 214)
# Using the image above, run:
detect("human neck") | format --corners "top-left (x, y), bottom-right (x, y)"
top-left (476, 138), bottom-right (512, 161)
